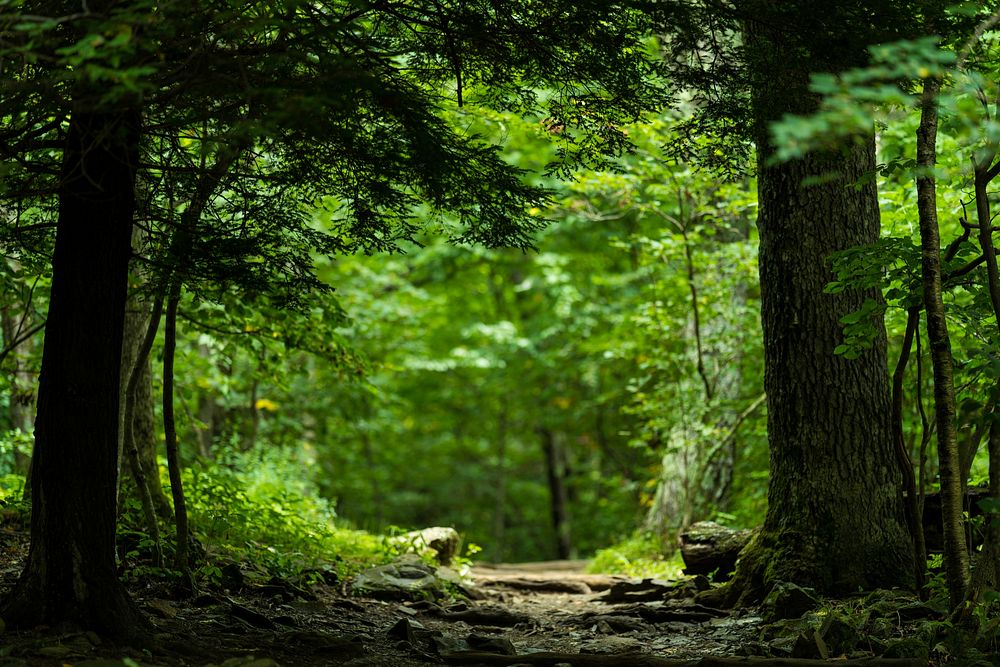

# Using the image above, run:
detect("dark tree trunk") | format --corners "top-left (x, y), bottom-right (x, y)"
top-left (892, 307), bottom-right (927, 591)
top-left (163, 290), bottom-right (192, 583)
top-left (916, 76), bottom-right (968, 609)
top-left (0, 109), bottom-right (149, 641)
top-left (730, 135), bottom-right (911, 599)
top-left (729, 14), bottom-right (911, 600)
top-left (540, 427), bottom-right (573, 560)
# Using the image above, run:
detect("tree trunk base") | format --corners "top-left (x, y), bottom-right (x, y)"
top-left (1, 570), bottom-right (152, 646)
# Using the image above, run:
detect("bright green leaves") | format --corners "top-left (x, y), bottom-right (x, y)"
top-left (834, 298), bottom-right (885, 360)
top-left (770, 37), bottom-right (957, 162)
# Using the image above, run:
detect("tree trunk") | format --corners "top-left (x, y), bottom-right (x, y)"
top-left (729, 15), bottom-right (911, 599)
top-left (540, 427), bottom-right (573, 560)
top-left (163, 289), bottom-right (192, 583)
top-left (891, 306), bottom-right (927, 592)
top-left (0, 109), bottom-right (149, 641)
top-left (120, 289), bottom-right (164, 566)
top-left (916, 77), bottom-right (969, 609)
top-left (0, 300), bottom-right (35, 474)
top-left (133, 341), bottom-right (173, 517)
top-left (967, 105), bottom-right (1000, 599)
top-left (492, 405), bottom-right (508, 563)
top-left (731, 132), bottom-right (911, 599)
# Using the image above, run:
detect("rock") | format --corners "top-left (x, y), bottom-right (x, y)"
top-left (580, 635), bottom-right (643, 654)
top-left (679, 521), bottom-right (754, 581)
top-left (820, 613), bottom-right (859, 656)
top-left (883, 637), bottom-right (930, 660)
top-left (387, 618), bottom-right (426, 644)
top-left (229, 602), bottom-right (276, 629)
top-left (394, 527), bottom-right (462, 565)
top-left (762, 581), bottom-right (819, 621)
top-left (438, 605), bottom-right (531, 627)
top-left (147, 599), bottom-right (178, 619)
top-left (430, 634), bottom-right (471, 656)
top-left (581, 614), bottom-right (649, 634)
top-left (352, 555), bottom-right (444, 601)
top-left (220, 562), bottom-right (246, 590)
top-left (599, 578), bottom-right (679, 603)
top-left (467, 633), bottom-right (517, 655)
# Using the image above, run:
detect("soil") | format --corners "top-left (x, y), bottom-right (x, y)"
top-left (0, 540), bottom-right (931, 667)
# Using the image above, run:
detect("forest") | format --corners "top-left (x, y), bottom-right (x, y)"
top-left (2, 0), bottom-right (1000, 665)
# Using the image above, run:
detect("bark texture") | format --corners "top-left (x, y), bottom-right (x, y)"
top-left (731, 135), bottom-right (911, 598)
top-left (0, 109), bottom-right (148, 641)
top-left (916, 77), bottom-right (968, 609)
top-left (729, 12), bottom-right (911, 599)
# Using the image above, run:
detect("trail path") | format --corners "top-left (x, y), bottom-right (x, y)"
top-left (0, 556), bottom-right (928, 666)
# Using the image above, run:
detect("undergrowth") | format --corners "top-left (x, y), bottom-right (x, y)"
top-left (117, 442), bottom-right (409, 588)
top-left (587, 531), bottom-right (685, 578)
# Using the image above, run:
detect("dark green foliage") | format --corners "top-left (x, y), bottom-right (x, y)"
top-left (2, 0), bottom-right (668, 293)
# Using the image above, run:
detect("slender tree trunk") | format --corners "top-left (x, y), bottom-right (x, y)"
top-left (120, 290), bottom-right (163, 566)
top-left (968, 121), bottom-right (1000, 596)
top-left (0, 109), bottom-right (149, 641)
top-left (134, 345), bottom-right (173, 517)
top-left (493, 405), bottom-right (508, 563)
top-left (892, 307), bottom-right (927, 591)
top-left (916, 77), bottom-right (969, 609)
top-left (0, 302), bottom-right (35, 474)
top-left (540, 427), bottom-right (573, 560)
top-left (163, 289), bottom-right (192, 584)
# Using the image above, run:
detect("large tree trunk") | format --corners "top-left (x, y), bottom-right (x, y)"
top-left (728, 13), bottom-right (911, 599)
top-left (0, 109), bottom-right (149, 641)
top-left (730, 132), bottom-right (911, 599)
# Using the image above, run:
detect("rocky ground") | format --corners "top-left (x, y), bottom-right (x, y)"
top-left (0, 535), bottom-right (950, 667)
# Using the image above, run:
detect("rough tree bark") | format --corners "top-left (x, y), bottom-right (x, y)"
top-left (0, 109), bottom-right (149, 641)
top-left (728, 13), bottom-right (912, 600)
top-left (916, 76), bottom-right (969, 609)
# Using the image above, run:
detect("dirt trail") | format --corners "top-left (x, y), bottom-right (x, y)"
top-left (0, 557), bottom-right (927, 666)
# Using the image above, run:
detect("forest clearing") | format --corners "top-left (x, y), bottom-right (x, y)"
top-left (3, 0), bottom-right (1000, 665)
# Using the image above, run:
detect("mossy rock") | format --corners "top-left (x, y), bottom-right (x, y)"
top-left (763, 582), bottom-right (819, 621)
top-left (882, 637), bottom-right (929, 660)
top-left (820, 613), bottom-right (859, 656)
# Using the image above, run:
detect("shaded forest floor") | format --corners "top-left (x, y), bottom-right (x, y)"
top-left (0, 521), bottom-right (951, 667)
